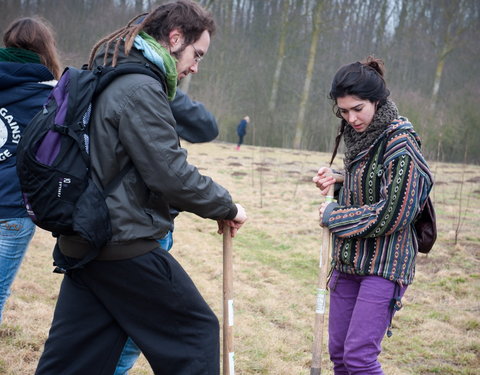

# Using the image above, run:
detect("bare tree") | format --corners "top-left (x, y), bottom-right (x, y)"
top-left (293, 0), bottom-right (323, 149)
top-left (429, 0), bottom-right (472, 110)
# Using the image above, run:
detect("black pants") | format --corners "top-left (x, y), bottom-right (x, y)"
top-left (35, 248), bottom-right (219, 375)
top-left (237, 134), bottom-right (244, 147)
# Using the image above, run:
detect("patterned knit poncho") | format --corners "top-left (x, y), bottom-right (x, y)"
top-left (324, 118), bottom-right (433, 285)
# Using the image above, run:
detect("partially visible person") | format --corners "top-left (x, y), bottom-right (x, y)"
top-left (236, 115), bottom-right (250, 150)
top-left (313, 56), bottom-right (433, 375)
top-left (114, 88), bottom-right (219, 375)
top-left (35, 1), bottom-right (247, 374)
top-left (173, 89), bottom-right (218, 142)
top-left (0, 17), bottom-right (61, 323)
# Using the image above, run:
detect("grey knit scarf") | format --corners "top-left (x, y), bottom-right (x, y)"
top-left (343, 99), bottom-right (399, 168)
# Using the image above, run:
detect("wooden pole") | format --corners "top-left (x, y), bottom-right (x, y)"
top-left (223, 224), bottom-right (234, 375)
top-left (310, 182), bottom-right (337, 375)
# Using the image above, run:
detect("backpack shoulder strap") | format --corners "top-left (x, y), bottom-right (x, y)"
top-left (92, 63), bottom-right (165, 97)
top-left (377, 132), bottom-right (390, 166)
top-left (87, 63), bottom-right (165, 193)
top-left (103, 161), bottom-right (133, 196)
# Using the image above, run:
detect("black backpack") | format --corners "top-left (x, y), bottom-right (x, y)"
top-left (16, 63), bottom-right (163, 272)
top-left (377, 130), bottom-right (437, 254)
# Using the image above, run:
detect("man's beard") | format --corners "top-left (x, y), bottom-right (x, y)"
top-left (170, 45), bottom-right (186, 61)
top-left (170, 47), bottom-right (188, 80)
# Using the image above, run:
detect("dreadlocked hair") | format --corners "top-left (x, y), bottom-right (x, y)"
top-left (87, 0), bottom-right (216, 69)
top-left (87, 13), bottom-right (147, 68)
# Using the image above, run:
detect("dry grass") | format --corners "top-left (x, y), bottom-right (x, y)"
top-left (1, 141), bottom-right (479, 374)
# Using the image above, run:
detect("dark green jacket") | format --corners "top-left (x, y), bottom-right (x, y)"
top-left (88, 46), bottom-right (237, 246)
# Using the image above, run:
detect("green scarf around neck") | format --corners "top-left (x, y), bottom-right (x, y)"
top-left (139, 31), bottom-right (177, 100)
top-left (0, 47), bottom-right (41, 64)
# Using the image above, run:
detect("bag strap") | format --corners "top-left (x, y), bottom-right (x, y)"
top-left (377, 129), bottom-right (433, 219)
top-left (90, 63), bottom-right (162, 196)
top-left (376, 129), bottom-right (399, 170)
top-left (92, 62), bottom-right (165, 97)
top-left (104, 161), bottom-right (133, 196)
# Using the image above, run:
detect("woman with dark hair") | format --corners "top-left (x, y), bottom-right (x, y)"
top-left (312, 57), bottom-right (433, 374)
top-left (0, 17), bottom-right (61, 323)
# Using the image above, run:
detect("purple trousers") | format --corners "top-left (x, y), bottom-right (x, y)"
top-left (328, 270), bottom-right (407, 375)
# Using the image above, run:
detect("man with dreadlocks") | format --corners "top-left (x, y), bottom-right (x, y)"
top-left (35, 1), bottom-right (247, 374)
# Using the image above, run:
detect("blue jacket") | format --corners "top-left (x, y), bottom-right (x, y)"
top-left (0, 62), bottom-right (55, 218)
top-left (172, 89), bottom-right (218, 143)
top-left (236, 119), bottom-right (247, 137)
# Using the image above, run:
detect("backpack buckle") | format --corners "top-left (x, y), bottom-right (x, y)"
top-left (53, 266), bottom-right (67, 274)
top-left (94, 65), bottom-right (104, 75)
top-left (53, 124), bottom-right (69, 134)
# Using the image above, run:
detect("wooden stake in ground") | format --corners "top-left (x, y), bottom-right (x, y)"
top-left (310, 177), bottom-right (340, 375)
top-left (223, 224), bottom-right (234, 375)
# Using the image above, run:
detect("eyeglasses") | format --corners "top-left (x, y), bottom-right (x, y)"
top-left (191, 44), bottom-right (204, 64)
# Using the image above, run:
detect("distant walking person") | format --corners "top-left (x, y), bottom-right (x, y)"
top-left (0, 17), bottom-right (61, 323)
top-left (313, 56), bottom-right (433, 374)
top-left (236, 115), bottom-right (250, 150)
top-left (35, 1), bottom-right (247, 375)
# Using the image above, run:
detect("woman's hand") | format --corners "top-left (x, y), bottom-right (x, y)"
top-left (312, 167), bottom-right (336, 196)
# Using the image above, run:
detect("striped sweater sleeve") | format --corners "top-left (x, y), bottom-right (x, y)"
top-left (325, 132), bottom-right (431, 238)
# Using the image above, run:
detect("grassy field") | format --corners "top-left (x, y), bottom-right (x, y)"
top-left (1, 141), bottom-right (479, 375)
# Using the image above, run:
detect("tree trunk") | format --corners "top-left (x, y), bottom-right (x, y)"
top-left (293, 1), bottom-right (323, 149)
top-left (268, 0), bottom-right (289, 113)
top-left (430, 45), bottom-right (451, 110)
